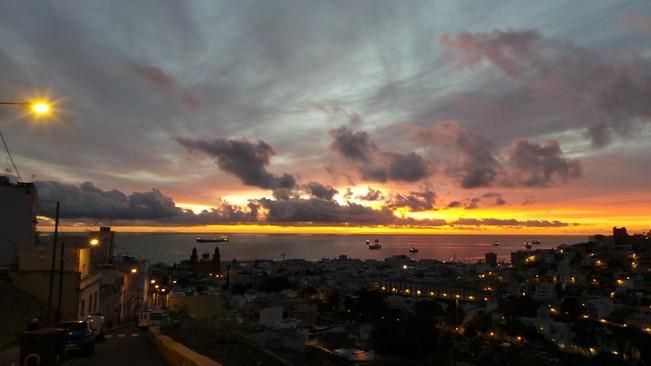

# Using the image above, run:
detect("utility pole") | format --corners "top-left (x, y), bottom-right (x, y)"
top-left (46, 202), bottom-right (60, 324)
top-left (57, 239), bottom-right (65, 322)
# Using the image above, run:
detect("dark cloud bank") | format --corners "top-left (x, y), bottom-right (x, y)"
top-left (329, 126), bottom-right (431, 183)
top-left (439, 29), bottom-right (651, 148)
top-left (36, 180), bottom-right (571, 228)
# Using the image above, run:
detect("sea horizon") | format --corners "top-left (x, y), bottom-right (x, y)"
top-left (90, 232), bottom-right (587, 265)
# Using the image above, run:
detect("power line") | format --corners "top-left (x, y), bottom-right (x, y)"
top-left (0, 131), bottom-right (22, 182)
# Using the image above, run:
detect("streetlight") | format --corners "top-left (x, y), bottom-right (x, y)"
top-left (89, 238), bottom-right (99, 246)
top-left (130, 268), bottom-right (137, 274)
top-left (0, 100), bottom-right (53, 117)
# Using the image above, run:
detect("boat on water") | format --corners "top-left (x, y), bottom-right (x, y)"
top-left (196, 236), bottom-right (229, 243)
top-left (492, 241), bottom-right (501, 247)
top-left (531, 240), bottom-right (541, 245)
top-left (368, 239), bottom-right (381, 250)
top-left (408, 247), bottom-right (419, 253)
top-left (524, 242), bottom-right (532, 249)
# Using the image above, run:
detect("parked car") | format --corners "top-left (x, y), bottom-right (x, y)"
top-left (137, 311), bottom-right (177, 330)
top-left (57, 320), bottom-right (96, 355)
top-left (83, 313), bottom-right (105, 340)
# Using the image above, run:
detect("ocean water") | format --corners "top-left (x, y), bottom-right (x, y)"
top-left (111, 233), bottom-right (585, 264)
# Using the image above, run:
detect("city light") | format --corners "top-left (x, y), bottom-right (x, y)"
top-left (525, 255), bottom-right (536, 263)
top-left (594, 259), bottom-right (603, 266)
top-left (130, 268), bottom-right (137, 273)
top-left (150, 279), bottom-right (156, 284)
top-left (89, 238), bottom-right (99, 246)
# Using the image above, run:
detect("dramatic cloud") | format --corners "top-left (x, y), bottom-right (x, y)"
top-left (465, 197), bottom-right (481, 209)
top-left (329, 126), bottom-right (375, 163)
top-left (2, 2), bottom-right (648, 232)
top-left (37, 181), bottom-right (178, 219)
top-left (303, 182), bottom-right (338, 201)
top-left (36, 179), bottom-right (576, 229)
top-left (255, 197), bottom-right (396, 224)
top-left (387, 186), bottom-right (437, 211)
top-left (330, 126), bottom-right (431, 183)
top-left (357, 187), bottom-right (385, 201)
top-left (452, 218), bottom-right (571, 227)
top-left (446, 193), bottom-right (505, 209)
top-left (419, 121), bottom-right (500, 188)
top-left (447, 201), bottom-right (463, 208)
top-left (419, 121), bottom-right (580, 188)
top-left (440, 30), bottom-right (651, 147)
top-left (505, 139), bottom-right (582, 187)
top-left (175, 137), bottom-right (296, 190)
top-left (481, 192), bottom-right (506, 206)
top-left (35, 180), bottom-right (256, 224)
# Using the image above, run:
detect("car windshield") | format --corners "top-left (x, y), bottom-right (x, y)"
top-left (58, 322), bottom-right (87, 331)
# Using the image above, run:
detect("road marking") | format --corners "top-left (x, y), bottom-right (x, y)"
top-left (131, 333), bottom-right (139, 337)
top-left (117, 334), bottom-right (125, 337)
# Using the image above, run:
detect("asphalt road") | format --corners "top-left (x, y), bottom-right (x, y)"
top-left (64, 326), bottom-right (165, 366)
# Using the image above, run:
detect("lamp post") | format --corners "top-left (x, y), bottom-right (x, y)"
top-left (0, 100), bottom-right (52, 116)
top-left (1, 99), bottom-right (53, 181)
top-left (2, 98), bottom-right (55, 320)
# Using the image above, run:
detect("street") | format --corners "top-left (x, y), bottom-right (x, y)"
top-left (64, 327), bottom-right (164, 366)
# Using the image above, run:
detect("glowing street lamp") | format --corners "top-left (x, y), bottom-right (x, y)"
top-left (0, 100), bottom-right (53, 117)
top-left (31, 102), bottom-right (50, 115)
top-left (89, 238), bottom-right (99, 246)
top-left (130, 268), bottom-right (137, 274)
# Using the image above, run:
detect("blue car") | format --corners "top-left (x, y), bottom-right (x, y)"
top-left (57, 320), bottom-right (96, 355)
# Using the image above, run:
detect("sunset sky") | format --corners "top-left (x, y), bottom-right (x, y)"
top-left (1, 1), bottom-right (650, 234)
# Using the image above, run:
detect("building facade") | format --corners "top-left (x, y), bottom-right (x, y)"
top-left (0, 177), bottom-right (37, 269)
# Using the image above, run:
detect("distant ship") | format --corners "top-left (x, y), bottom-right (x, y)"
top-left (531, 240), bottom-right (541, 245)
top-left (368, 239), bottom-right (381, 250)
top-left (196, 236), bottom-right (229, 243)
top-left (524, 242), bottom-right (532, 250)
top-left (408, 247), bottom-right (419, 253)
top-left (492, 241), bottom-right (501, 247)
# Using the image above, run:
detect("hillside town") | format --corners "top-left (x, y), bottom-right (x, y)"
top-left (145, 226), bottom-right (650, 365)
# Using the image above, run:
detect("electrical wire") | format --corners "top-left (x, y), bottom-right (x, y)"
top-left (0, 131), bottom-right (22, 182)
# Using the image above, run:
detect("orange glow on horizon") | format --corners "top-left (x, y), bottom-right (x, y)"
top-left (35, 221), bottom-right (643, 236)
